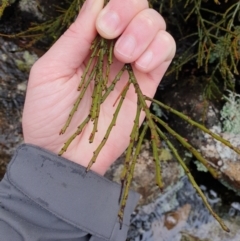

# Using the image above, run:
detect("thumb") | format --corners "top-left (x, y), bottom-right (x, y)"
top-left (36, 0), bottom-right (104, 73)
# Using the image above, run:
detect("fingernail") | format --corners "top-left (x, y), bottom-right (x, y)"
top-left (97, 10), bottom-right (120, 36)
top-left (136, 51), bottom-right (153, 69)
top-left (115, 35), bottom-right (136, 60)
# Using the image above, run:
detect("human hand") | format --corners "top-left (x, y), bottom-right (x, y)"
top-left (22, 0), bottom-right (176, 175)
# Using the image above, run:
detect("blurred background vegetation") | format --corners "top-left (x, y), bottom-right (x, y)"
top-left (0, 0), bottom-right (239, 100)
top-left (156, 0), bottom-right (240, 100)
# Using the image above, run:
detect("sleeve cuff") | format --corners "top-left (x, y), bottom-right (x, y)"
top-left (7, 144), bottom-right (139, 240)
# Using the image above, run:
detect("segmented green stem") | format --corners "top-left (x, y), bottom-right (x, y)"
top-left (104, 40), bottom-right (114, 87)
top-left (89, 99), bottom-right (100, 143)
top-left (59, 115), bottom-right (91, 155)
top-left (90, 78), bottom-right (99, 120)
top-left (89, 75), bottom-right (103, 142)
top-left (152, 114), bottom-right (220, 179)
top-left (60, 67), bottom-right (96, 134)
top-left (155, 126), bottom-right (230, 232)
top-left (101, 66), bottom-right (125, 103)
top-left (78, 37), bottom-right (100, 91)
top-left (86, 81), bottom-right (131, 171)
top-left (127, 65), bottom-right (163, 189)
top-left (146, 96), bottom-right (240, 156)
top-left (120, 102), bottom-right (141, 182)
top-left (118, 122), bottom-right (148, 226)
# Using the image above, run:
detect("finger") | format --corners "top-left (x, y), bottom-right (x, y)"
top-left (114, 9), bottom-right (166, 63)
top-left (135, 30), bottom-right (176, 73)
top-left (34, 0), bottom-right (104, 76)
top-left (96, 0), bottom-right (148, 39)
top-left (132, 60), bottom-right (173, 101)
top-left (131, 32), bottom-right (176, 98)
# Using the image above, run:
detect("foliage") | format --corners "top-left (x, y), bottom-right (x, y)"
top-left (0, 0), bottom-right (84, 47)
top-left (0, 0), bottom-right (15, 18)
top-left (154, 0), bottom-right (240, 99)
top-left (1, 0), bottom-right (239, 98)
top-left (221, 90), bottom-right (240, 134)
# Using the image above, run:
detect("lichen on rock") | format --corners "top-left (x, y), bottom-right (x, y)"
top-left (199, 127), bottom-right (240, 193)
top-left (220, 90), bottom-right (240, 135)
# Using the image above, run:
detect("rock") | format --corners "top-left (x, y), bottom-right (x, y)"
top-left (199, 127), bottom-right (240, 193)
top-left (18, 0), bottom-right (72, 22)
top-left (15, 51), bottom-right (38, 73)
top-left (105, 140), bottom-right (184, 206)
top-left (18, 0), bottom-right (44, 21)
top-left (0, 37), bottom-right (34, 178)
top-left (127, 176), bottom-right (240, 241)
top-left (149, 204), bottom-right (191, 241)
top-left (156, 80), bottom-right (240, 195)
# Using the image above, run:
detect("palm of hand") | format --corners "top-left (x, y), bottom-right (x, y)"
top-left (23, 50), bottom-right (160, 174)
top-left (22, 0), bottom-right (175, 174)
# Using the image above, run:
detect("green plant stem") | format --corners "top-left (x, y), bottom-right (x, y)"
top-left (155, 125), bottom-right (230, 232)
top-left (146, 97), bottom-right (240, 156)
top-left (86, 81), bottom-right (131, 171)
top-left (60, 67), bottom-right (97, 134)
top-left (152, 114), bottom-right (220, 179)
top-left (101, 66), bottom-right (125, 103)
top-left (78, 37), bottom-right (100, 90)
top-left (118, 122), bottom-right (148, 226)
top-left (120, 102), bottom-right (141, 182)
top-left (127, 65), bottom-right (163, 189)
top-left (59, 115), bottom-right (91, 155)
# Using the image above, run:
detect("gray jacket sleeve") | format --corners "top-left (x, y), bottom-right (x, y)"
top-left (0, 144), bottom-right (139, 241)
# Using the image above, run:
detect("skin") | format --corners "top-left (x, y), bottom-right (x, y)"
top-left (22, 0), bottom-right (176, 175)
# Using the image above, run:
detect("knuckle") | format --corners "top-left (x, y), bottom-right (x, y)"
top-left (162, 31), bottom-right (176, 59)
top-left (138, 9), bottom-right (166, 30)
top-left (129, 0), bottom-right (148, 8)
